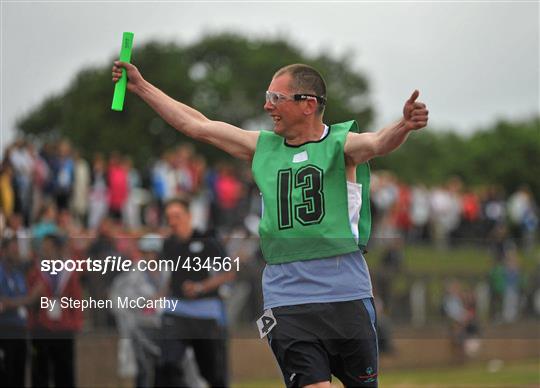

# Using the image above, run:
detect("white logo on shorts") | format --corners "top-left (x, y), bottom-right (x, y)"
top-left (256, 309), bottom-right (277, 338)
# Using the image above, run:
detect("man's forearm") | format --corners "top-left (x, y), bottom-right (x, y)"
top-left (135, 80), bottom-right (209, 140)
top-left (374, 119), bottom-right (412, 157)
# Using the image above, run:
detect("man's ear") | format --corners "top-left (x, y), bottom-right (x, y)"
top-left (303, 99), bottom-right (318, 116)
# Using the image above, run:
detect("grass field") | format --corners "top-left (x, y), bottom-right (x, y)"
top-left (233, 358), bottom-right (540, 387)
top-left (365, 244), bottom-right (539, 320)
top-left (369, 245), bottom-right (539, 276)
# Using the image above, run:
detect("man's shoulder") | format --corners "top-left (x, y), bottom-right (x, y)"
top-left (162, 235), bottom-right (179, 251)
top-left (330, 120), bottom-right (360, 134)
top-left (254, 130), bottom-right (286, 156)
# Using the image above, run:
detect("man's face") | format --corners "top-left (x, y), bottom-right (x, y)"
top-left (264, 74), bottom-right (305, 136)
top-left (165, 203), bottom-right (192, 238)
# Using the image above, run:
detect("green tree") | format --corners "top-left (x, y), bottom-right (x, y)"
top-left (465, 118), bottom-right (540, 197)
top-left (371, 117), bottom-right (540, 199)
top-left (17, 33), bottom-right (373, 165)
top-left (16, 33), bottom-right (539, 199)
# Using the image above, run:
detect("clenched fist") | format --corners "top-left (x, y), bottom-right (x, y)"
top-left (112, 61), bottom-right (144, 93)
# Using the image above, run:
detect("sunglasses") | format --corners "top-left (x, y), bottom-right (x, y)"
top-left (265, 91), bottom-right (326, 106)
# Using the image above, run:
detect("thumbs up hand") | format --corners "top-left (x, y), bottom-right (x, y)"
top-left (403, 90), bottom-right (429, 131)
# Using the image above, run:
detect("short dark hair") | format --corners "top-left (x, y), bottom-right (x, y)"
top-left (274, 64), bottom-right (327, 114)
top-left (164, 197), bottom-right (191, 212)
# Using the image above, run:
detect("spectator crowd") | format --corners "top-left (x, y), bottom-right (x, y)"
top-left (0, 136), bottom-right (538, 385)
top-left (1, 138), bottom-right (538, 249)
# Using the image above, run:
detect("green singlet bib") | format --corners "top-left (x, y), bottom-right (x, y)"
top-left (252, 120), bottom-right (371, 264)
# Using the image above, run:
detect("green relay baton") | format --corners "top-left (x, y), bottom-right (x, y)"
top-left (111, 32), bottom-right (134, 111)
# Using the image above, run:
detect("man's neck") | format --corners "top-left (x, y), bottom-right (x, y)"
top-left (175, 228), bottom-right (194, 241)
top-left (285, 121), bottom-right (326, 146)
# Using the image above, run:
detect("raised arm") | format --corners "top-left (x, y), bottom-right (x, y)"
top-left (112, 61), bottom-right (259, 161)
top-left (344, 90), bottom-right (429, 165)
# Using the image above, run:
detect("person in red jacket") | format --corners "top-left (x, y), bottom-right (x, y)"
top-left (26, 234), bottom-right (83, 387)
top-left (107, 152), bottom-right (129, 221)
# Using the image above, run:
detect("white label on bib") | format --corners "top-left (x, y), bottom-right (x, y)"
top-left (292, 151), bottom-right (308, 163)
top-left (256, 309), bottom-right (277, 339)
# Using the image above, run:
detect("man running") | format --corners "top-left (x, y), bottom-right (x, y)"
top-left (112, 60), bottom-right (428, 388)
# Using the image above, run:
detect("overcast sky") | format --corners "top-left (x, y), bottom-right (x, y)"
top-left (1, 1), bottom-right (538, 153)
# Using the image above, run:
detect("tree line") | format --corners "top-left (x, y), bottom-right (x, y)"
top-left (16, 33), bottom-right (540, 198)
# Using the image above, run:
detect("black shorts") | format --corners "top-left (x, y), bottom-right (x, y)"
top-left (267, 298), bottom-right (378, 388)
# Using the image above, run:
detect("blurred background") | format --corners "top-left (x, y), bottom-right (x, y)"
top-left (1, 2), bottom-right (539, 387)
